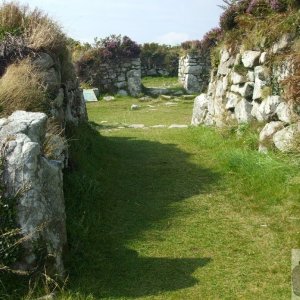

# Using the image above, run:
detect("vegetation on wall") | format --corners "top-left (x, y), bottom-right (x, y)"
top-left (140, 43), bottom-right (180, 76)
top-left (181, 27), bottom-right (223, 57)
top-left (0, 1), bottom-right (74, 117)
top-left (73, 34), bottom-right (141, 87)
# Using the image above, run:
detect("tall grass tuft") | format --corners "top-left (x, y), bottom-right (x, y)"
top-left (0, 2), bottom-right (66, 53)
top-left (0, 58), bottom-right (47, 115)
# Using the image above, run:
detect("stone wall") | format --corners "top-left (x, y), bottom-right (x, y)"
top-left (83, 58), bottom-right (142, 97)
top-left (0, 51), bottom-right (87, 276)
top-left (191, 34), bottom-right (300, 152)
top-left (0, 111), bottom-right (67, 276)
top-left (142, 66), bottom-right (170, 77)
top-left (178, 54), bottom-right (211, 94)
top-left (33, 51), bottom-right (87, 124)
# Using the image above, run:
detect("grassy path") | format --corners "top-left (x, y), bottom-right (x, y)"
top-left (62, 97), bottom-right (300, 299)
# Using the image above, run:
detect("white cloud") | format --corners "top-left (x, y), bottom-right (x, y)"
top-left (154, 32), bottom-right (190, 46)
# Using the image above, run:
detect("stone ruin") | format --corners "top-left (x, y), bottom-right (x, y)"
top-left (178, 54), bottom-right (211, 94)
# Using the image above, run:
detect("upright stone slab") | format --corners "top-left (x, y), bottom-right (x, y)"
top-left (0, 111), bottom-right (67, 276)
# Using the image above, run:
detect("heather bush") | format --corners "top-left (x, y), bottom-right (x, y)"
top-left (246, 0), bottom-right (272, 15)
top-left (219, 0), bottom-right (251, 30)
top-left (181, 28), bottom-right (223, 57)
top-left (93, 34), bottom-right (140, 61)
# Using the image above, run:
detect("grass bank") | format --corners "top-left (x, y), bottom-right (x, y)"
top-left (59, 97), bottom-right (300, 299)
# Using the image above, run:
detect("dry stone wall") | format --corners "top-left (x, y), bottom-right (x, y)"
top-left (142, 66), bottom-right (170, 77)
top-left (178, 54), bottom-right (211, 94)
top-left (86, 58), bottom-right (142, 97)
top-left (191, 34), bottom-right (300, 152)
top-left (0, 50), bottom-right (87, 276)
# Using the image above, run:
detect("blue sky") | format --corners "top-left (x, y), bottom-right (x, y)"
top-left (18, 0), bottom-right (224, 45)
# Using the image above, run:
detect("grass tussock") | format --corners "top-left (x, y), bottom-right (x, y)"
top-left (0, 58), bottom-right (47, 116)
top-left (0, 2), bottom-right (66, 52)
top-left (221, 10), bottom-right (300, 52)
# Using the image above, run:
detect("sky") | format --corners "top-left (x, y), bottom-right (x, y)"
top-left (18, 0), bottom-right (224, 45)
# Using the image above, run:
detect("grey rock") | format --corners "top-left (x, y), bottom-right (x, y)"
top-left (272, 34), bottom-right (291, 54)
top-left (231, 72), bottom-right (247, 85)
top-left (150, 125), bottom-right (167, 128)
top-left (230, 82), bottom-right (254, 98)
top-left (186, 65), bottom-right (201, 75)
top-left (33, 52), bottom-right (55, 70)
top-left (259, 121), bottom-right (284, 153)
top-left (259, 52), bottom-right (268, 64)
top-left (275, 102), bottom-right (294, 123)
top-left (258, 96), bottom-right (282, 121)
top-left (103, 96), bottom-right (115, 101)
top-left (273, 123), bottom-right (300, 152)
top-left (185, 74), bottom-right (200, 94)
top-left (235, 99), bottom-right (253, 123)
top-left (0, 111), bottom-right (66, 276)
top-left (168, 124), bottom-right (188, 129)
top-left (241, 51), bottom-right (261, 68)
top-left (131, 104), bottom-right (140, 110)
top-left (127, 69), bottom-right (142, 97)
top-left (128, 124), bottom-right (145, 129)
top-left (191, 94), bottom-right (209, 126)
top-left (217, 56), bottom-right (235, 75)
top-left (161, 95), bottom-right (172, 100)
top-left (226, 92), bottom-right (240, 110)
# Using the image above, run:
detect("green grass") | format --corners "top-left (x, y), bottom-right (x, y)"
top-left (142, 77), bottom-right (181, 89)
top-left (87, 97), bottom-right (193, 127)
top-left (4, 97), bottom-right (300, 299)
top-left (58, 99), bottom-right (300, 299)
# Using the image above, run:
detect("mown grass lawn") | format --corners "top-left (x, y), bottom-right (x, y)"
top-left (57, 96), bottom-right (300, 300)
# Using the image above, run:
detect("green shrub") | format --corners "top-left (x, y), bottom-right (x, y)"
top-left (140, 43), bottom-right (180, 76)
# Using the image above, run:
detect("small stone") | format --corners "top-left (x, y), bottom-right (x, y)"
top-left (103, 96), bottom-right (115, 101)
top-left (161, 95), bottom-right (172, 100)
top-left (165, 102), bottom-right (178, 106)
top-left (191, 93), bottom-right (209, 126)
top-left (131, 104), bottom-right (140, 110)
top-left (168, 124), bottom-right (188, 129)
top-left (150, 125), bottom-right (167, 128)
top-left (128, 124), bottom-right (145, 129)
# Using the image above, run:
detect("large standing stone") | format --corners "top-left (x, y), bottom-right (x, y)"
top-left (191, 94), bottom-right (209, 126)
top-left (185, 74), bottom-right (200, 94)
top-left (0, 111), bottom-right (67, 276)
top-left (127, 69), bottom-right (141, 97)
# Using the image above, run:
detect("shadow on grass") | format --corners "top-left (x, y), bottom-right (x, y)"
top-left (64, 123), bottom-right (218, 298)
